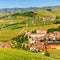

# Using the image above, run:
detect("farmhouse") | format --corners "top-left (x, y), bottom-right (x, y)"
top-left (30, 40), bottom-right (45, 51)
top-left (36, 28), bottom-right (47, 34)
top-left (30, 34), bottom-right (46, 40)
top-left (45, 41), bottom-right (60, 50)
top-left (26, 28), bottom-right (47, 44)
top-left (22, 42), bottom-right (28, 48)
top-left (46, 31), bottom-right (60, 41)
top-left (43, 17), bottom-right (55, 21)
top-left (25, 28), bottom-right (60, 51)
top-left (0, 42), bottom-right (10, 48)
top-left (28, 33), bottom-right (46, 45)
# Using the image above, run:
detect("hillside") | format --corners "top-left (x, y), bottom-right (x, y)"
top-left (0, 6), bottom-right (60, 60)
top-left (0, 6), bottom-right (60, 41)
top-left (0, 6), bottom-right (60, 26)
top-left (0, 48), bottom-right (54, 60)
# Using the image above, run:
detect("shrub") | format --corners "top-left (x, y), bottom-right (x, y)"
top-left (23, 11), bottom-right (37, 17)
top-left (47, 26), bottom-right (60, 33)
top-left (56, 16), bottom-right (60, 19)
top-left (56, 38), bottom-right (60, 41)
top-left (10, 40), bottom-right (22, 48)
top-left (31, 30), bottom-right (37, 34)
top-left (12, 34), bottom-right (28, 43)
top-left (40, 38), bottom-right (46, 42)
top-left (45, 50), bottom-right (50, 57)
top-left (54, 20), bottom-right (60, 24)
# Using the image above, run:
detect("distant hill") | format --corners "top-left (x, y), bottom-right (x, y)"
top-left (0, 5), bottom-right (60, 12)
top-left (0, 6), bottom-right (60, 26)
top-left (0, 7), bottom-right (39, 12)
top-left (0, 6), bottom-right (60, 41)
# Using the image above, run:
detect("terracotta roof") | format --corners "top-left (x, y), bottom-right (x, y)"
top-left (0, 42), bottom-right (10, 47)
top-left (35, 41), bottom-right (42, 45)
top-left (31, 45), bottom-right (45, 50)
top-left (36, 28), bottom-right (47, 34)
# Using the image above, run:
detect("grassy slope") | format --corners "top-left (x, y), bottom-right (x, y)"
top-left (0, 7), bottom-right (60, 60)
top-left (0, 7), bottom-right (60, 41)
top-left (0, 48), bottom-right (54, 60)
top-left (0, 23), bottom-right (59, 41)
top-left (0, 20), bottom-right (59, 41)
top-left (49, 50), bottom-right (60, 60)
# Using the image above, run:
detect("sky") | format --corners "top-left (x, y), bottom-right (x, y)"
top-left (0, 0), bottom-right (60, 9)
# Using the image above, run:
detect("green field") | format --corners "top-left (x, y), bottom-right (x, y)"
top-left (0, 19), bottom-right (59, 41)
top-left (0, 6), bottom-right (60, 60)
top-left (0, 7), bottom-right (60, 41)
top-left (0, 20), bottom-right (59, 41)
top-left (0, 48), bottom-right (60, 60)
top-left (0, 48), bottom-right (54, 60)
top-left (49, 50), bottom-right (60, 60)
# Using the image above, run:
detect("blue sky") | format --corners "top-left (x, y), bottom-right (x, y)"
top-left (0, 0), bottom-right (60, 9)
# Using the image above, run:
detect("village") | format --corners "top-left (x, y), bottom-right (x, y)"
top-left (0, 27), bottom-right (60, 52)
top-left (22, 28), bottom-right (60, 52)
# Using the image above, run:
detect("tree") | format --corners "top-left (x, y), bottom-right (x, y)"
top-left (45, 50), bottom-right (50, 57)
top-left (31, 30), bottom-right (37, 34)
top-left (40, 38), bottom-right (46, 42)
top-left (23, 11), bottom-right (37, 17)
top-left (12, 34), bottom-right (28, 48)
top-left (12, 34), bottom-right (28, 43)
top-left (56, 16), bottom-right (60, 19)
top-left (56, 38), bottom-right (60, 41)
top-left (47, 28), bottom-right (56, 33)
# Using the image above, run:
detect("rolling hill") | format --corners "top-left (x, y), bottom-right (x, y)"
top-left (0, 48), bottom-right (54, 60)
top-left (0, 6), bottom-right (60, 41)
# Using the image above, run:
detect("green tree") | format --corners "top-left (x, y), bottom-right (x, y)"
top-left (31, 30), bottom-right (37, 34)
top-left (45, 50), bottom-right (50, 57)
top-left (56, 38), bottom-right (60, 41)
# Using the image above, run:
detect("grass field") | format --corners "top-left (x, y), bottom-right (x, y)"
top-left (0, 20), bottom-right (59, 41)
top-left (0, 48), bottom-right (54, 60)
top-left (49, 49), bottom-right (60, 60)
top-left (0, 48), bottom-right (60, 60)
top-left (0, 7), bottom-right (60, 60)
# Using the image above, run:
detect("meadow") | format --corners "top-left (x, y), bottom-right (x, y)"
top-left (0, 48), bottom-right (60, 60)
top-left (0, 19), bottom-right (59, 41)
top-left (49, 49), bottom-right (60, 60)
top-left (0, 48), bottom-right (54, 60)
top-left (0, 7), bottom-right (60, 60)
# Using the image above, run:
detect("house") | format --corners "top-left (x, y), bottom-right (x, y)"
top-left (30, 40), bottom-right (45, 51)
top-left (0, 42), bottom-right (10, 48)
top-left (29, 39), bottom-right (35, 45)
top-left (27, 28), bottom-right (47, 50)
top-left (27, 28), bottom-right (47, 44)
top-left (36, 28), bottom-right (47, 34)
top-left (44, 41), bottom-right (60, 50)
top-left (25, 31), bottom-right (31, 38)
top-left (22, 42), bottom-right (28, 48)
top-left (30, 45), bottom-right (45, 51)
top-left (35, 40), bottom-right (42, 45)
top-left (54, 31), bottom-right (60, 38)
top-left (50, 17), bottom-right (55, 21)
top-left (43, 17), bottom-right (55, 21)
top-left (48, 33), bottom-right (56, 40)
top-left (25, 28), bottom-right (47, 41)
top-left (46, 31), bottom-right (60, 41)
top-left (30, 34), bottom-right (46, 40)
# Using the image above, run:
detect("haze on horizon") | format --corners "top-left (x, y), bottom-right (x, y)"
top-left (0, 0), bottom-right (60, 9)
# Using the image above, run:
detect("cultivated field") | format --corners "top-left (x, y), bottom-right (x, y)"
top-left (0, 20), bottom-right (59, 41)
